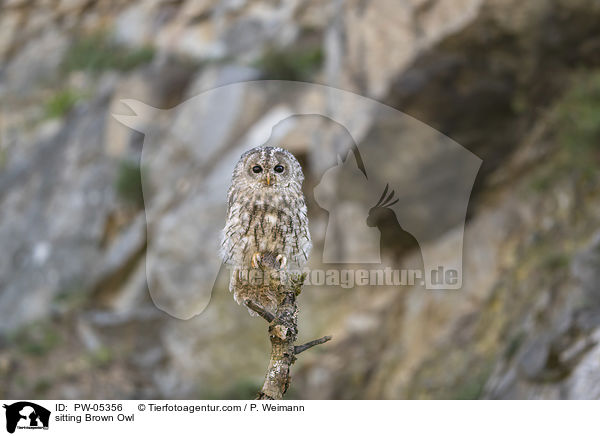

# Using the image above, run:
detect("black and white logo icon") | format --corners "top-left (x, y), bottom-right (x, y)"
top-left (3, 402), bottom-right (50, 434)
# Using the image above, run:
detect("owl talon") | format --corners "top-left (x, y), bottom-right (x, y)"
top-left (276, 254), bottom-right (287, 269)
top-left (251, 252), bottom-right (262, 269)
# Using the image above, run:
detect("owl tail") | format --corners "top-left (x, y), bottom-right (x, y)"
top-left (229, 267), bottom-right (278, 316)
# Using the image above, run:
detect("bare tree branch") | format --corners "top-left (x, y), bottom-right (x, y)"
top-left (244, 300), bottom-right (275, 322)
top-left (295, 335), bottom-right (333, 355)
top-left (254, 272), bottom-right (332, 400)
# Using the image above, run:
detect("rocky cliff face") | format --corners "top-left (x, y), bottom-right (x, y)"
top-left (0, 0), bottom-right (599, 399)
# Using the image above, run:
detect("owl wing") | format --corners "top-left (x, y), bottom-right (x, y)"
top-left (219, 186), bottom-right (247, 266)
top-left (287, 197), bottom-right (312, 268)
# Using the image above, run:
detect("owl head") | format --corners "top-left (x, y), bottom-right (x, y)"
top-left (233, 146), bottom-right (304, 190)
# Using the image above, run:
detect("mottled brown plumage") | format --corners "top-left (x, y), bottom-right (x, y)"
top-left (220, 146), bottom-right (311, 315)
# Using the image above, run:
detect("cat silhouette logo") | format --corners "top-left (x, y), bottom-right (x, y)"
top-left (3, 402), bottom-right (50, 433)
top-left (112, 80), bottom-right (481, 319)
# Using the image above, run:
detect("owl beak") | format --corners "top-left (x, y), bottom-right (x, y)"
top-left (266, 174), bottom-right (271, 186)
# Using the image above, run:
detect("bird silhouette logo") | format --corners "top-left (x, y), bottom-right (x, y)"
top-left (113, 80), bottom-right (481, 319)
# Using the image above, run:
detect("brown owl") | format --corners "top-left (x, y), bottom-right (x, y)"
top-left (220, 146), bottom-right (311, 315)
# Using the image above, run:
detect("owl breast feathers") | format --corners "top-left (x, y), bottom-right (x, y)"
top-left (220, 146), bottom-right (311, 314)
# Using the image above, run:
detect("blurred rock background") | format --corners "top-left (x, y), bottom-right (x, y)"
top-left (1, 0), bottom-right (600, 399)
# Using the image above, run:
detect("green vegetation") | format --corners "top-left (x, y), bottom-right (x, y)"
top-left (114, 160), bottom-right (144, 207)
top-left (52, 286), bottom-right (88, 312)
top-left (9, 321), bottom-right (62, 357)
top-left (540, 251), bottom-right (570, 270)
top-left (44, 88), bottom-right (83, 119)
top-left (532, 70), bottom-right (600, 191)
top-left (62, 31), bottom-right (155, 74)
top-left (504, 331), bottom-right (526, 360)
top-left (557, 71), bottom-right (600, 161)
top-left (88, 346), bottom-right (114, 368)
top-left (33, 378), bottom-right (52, 395)
top-left (453, 373), bottom-right (488, 400)
top-left (255, 45), bottom-right (324, 81)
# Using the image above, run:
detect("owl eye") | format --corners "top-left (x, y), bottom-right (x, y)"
top-left (274, 165), bottom-right (284, 173)
top-left (252, 165), bottom-right (263, 173)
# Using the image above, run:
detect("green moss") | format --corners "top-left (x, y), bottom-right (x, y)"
top-left (62, 31), bottom-right (155, 74)
top-left (44, 89), bottom-right (83, 119)
top-left (114, 160), bottom-right (144, 207)
top-left (255, 46), bottom-right (323, 81)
